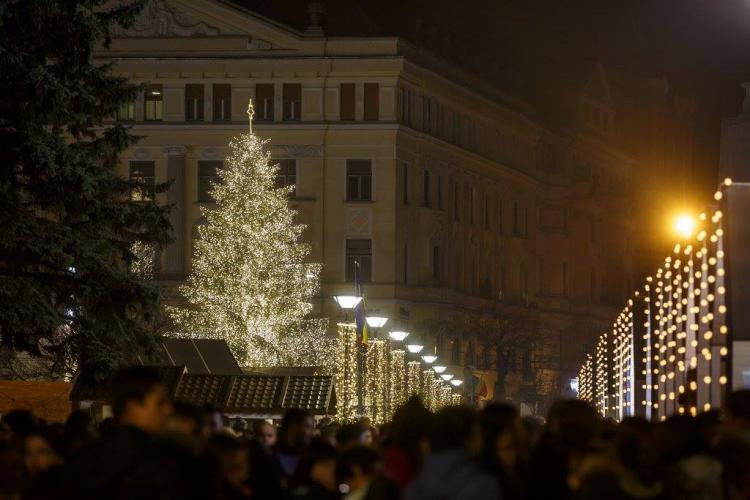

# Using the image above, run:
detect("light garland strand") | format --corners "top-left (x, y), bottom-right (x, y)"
top-left (407, 361), bottom-right (422, 398)
top-left (390, 350), bottom-right (406, 413)
top-left (579, 178), bottom-right (732, 420)
top-left (366, 339), bottom-right (388, 425)
top-left (335, 323), bottom-right (358, 422)
top-left (168, 106), bottom-right (333, 368)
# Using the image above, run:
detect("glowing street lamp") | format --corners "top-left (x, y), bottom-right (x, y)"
top-left (674, 214), bottom-right (696, 239)
top-left (333, 295), bottom-right (362, 310)
top-left (406, 344), bottom-right (424, 354)
top-left (440, 373), bottom-right (454, 381)
top-left (450, 379), bottom-right (463, 387)
top-left (389, 331), bottom-right (410, 342)
top-left (433, 365), bottom-right (447, 374)
top-left (421, 355), bottom-right (438, 364)
top-left (365, 316), bottom-right (388, 329)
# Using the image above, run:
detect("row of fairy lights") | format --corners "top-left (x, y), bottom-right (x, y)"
top-left (336, 323), bottom-right (462, 423)
top-left (578, 178), bottom-right (732, 420)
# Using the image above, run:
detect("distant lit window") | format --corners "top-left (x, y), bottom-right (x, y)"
top-left (283, 84), bottom-right (301, 121)
top-left (255, 84), bottom-right (274, 121)
top-left (185, 84), bottom-right (204, 121)
top-left (213, 84), bottom-right (231, 122)
top-left (346, 160), bottom-right (372, 201)
top-left (144, 85), bottom-right (163, 121)
top-left (129, 161), bottom-right (155, 201)
top-left (197, 161), bottom-right (222, 203)
top-left (275, 159), bottom-right (297, 197)
top-left (364, 83), bottom-right (379, 121)
top-left (346, 239), bottom-right (372, 282)
top-left (117, 100), bottom-right (135, 121)
top-left (340, 83), bottom-right (355, 121)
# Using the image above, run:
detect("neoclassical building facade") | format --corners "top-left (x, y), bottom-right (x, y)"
top-left (98, 0), bottom-right (635, 409)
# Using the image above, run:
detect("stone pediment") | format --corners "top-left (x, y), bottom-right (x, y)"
top-left (112, 0), bottom-right (221, 37)
top-left (110, 0), bottom-right (287, 50)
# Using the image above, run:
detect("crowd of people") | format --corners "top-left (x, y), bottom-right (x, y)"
top-left (2, 366), bottom-right (750, 499)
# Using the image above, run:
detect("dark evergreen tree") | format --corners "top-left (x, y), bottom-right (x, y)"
top-left (0, 0), bottom-right (172, 379)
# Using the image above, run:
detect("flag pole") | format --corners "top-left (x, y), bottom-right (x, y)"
top-left (354, 259), bottom-right (368, 417)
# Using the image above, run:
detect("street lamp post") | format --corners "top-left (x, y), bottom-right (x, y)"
top-left (334, 295), bottom-right (364, 417)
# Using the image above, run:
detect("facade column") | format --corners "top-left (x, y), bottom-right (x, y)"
top-left (163, 145), bottom-right (186, 280)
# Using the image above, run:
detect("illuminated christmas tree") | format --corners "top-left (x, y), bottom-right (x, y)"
top-left (169, 102), bottom-right (332, 368)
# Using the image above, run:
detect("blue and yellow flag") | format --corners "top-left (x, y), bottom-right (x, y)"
top-left (354, 260), bottom-right (369, 344)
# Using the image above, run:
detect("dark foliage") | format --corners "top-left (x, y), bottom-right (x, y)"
top-left (0, 0), bottom-right (171, 379)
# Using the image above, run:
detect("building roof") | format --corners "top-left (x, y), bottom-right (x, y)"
top-left (155, 338), bottom-right (242, 375)
top-left (70, 368), bottom-right (336, 417)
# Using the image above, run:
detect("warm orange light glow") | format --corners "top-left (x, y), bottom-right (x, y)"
top-left (674, 214), bottom-right (696, 238)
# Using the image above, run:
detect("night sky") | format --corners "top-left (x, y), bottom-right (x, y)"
top-left (241, 0), bottom-right (750, 198)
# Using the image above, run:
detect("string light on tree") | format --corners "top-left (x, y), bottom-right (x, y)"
top-left (169, 100), bottom-right (332, 368)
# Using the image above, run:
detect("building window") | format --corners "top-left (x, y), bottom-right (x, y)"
top-left (520, 264), bottom-right (529, 299)
top-left (466, 343), bottom-right (475, 366)
top-left (197, 160), bottom-right (222, 203)
top-left (185, 84), bottom-right (204, 122)
top-left (144, 85), bottom-right (163, 121)
top-left (499, 265), bottom-right (505, 298)
top-left (275, 159), bottom-right (297, 197)
top-left (468, 188), bottom-right (474, 226)
top-left (397, 87), bottom-right (411, 124)
top-left (346, 160), bottom-right (372, 201)
top-left (213, 84), bottom-right (231, 121)
top-left (116, 100), bottom-right (135, 121)
top-left (340, 83), bottom-right (355, 121)
top-left (451, 340), bottom-right (460, 364)
top-left (497, 197), bottom-right (503, 234)
top-left (513, 201), bottom-right (528, 237)
top-left (454, 256), bottom-right (460, 290)
top-left (437, 176), bottom-right (443, 210)
top-left (129, 161), bottom-right (155, 201)
top-left (402, 163), bottom-right (409, 204)
top-left (283, 83), bottom-right (301, 121)
top-left (422, 96), bottom-right (431, 132)
top-left (471, 259), bottom-right (476, 294)
top-left (423, 170), bottom-right (430, 207)
top-left (432, 245), bottom-right (440, 280)
top-left (525, 207), bottom-right (530, 237)
top-left (346, 239), bottom-right (372, 282)
top-left (255, 84), bottom-right (274, 121)
top-left (364, 83), bottom-right (379, 121)
top-left (454, 183), bottom-right (460, 222)
top-left (484, 194), bottom-right (490, 230)
top-left (538, 258), bottom-right (545, 295)
top-left (403, 243), bottom-right (408, 284)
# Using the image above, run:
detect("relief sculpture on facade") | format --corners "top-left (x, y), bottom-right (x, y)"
top-left (111, 0), bottom-right (221, 37)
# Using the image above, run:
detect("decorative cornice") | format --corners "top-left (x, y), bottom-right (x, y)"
top-left (133, 148), bottom-right (153, 160)
top-left (271, 144), bottom-right (324, 158)
top-left (163, 145), bottom-right (187, 157)
top-left (200, 147), bottom-right (223, 160)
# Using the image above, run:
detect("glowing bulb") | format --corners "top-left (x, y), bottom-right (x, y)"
top-left (406, 344), bottom-right (424, 354)
top-left (333, 295), bottom-right (362, 309)
top-left (365, 316), bottom-right (388, 328)
top-left (674, 214), bottom-right (696, 239)
top-left (388, 331), bottom-right (409, 341)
